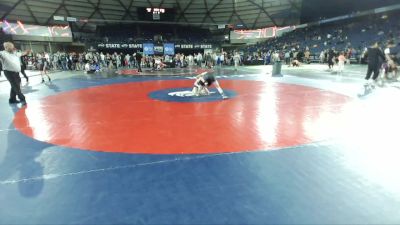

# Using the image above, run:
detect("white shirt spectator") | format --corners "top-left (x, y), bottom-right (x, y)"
top-left (85, 53), bottom-right (92, 61)
top-left (196, 53), bottom-right (203, 62)
top-left (233, 53), bottom-right (241, 62)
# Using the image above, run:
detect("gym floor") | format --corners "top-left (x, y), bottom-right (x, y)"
top-left (0, 64), bottom-right (399, 224)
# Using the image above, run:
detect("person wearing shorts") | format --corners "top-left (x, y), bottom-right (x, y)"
top-left (192, 72), bottom-right (228, 99)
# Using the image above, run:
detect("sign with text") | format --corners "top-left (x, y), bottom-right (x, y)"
top-left (97, 43), bottom-right (143, 49)
top-left (2, 21), bottom-right (72, 38)
top-left (230, 27), bottom-right (275, 43)
top-left (96, 42), bottom-right (212, 50)
top-left (175, 44), bottom-right (212, 49)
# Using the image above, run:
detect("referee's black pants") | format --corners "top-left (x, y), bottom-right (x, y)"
top-left (365, 65), bottom-right (380, 80)
top-left (4, 70), bottom-right (26, 103)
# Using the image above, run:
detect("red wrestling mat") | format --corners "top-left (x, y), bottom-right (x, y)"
top-left (13, 80), bottom-right (352, 154)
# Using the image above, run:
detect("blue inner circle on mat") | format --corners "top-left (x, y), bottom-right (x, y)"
top-left (149, 88), bottom-right (237, 103)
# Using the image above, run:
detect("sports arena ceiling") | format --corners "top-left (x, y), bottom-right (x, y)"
top-left (0, 0), bottom-right (302, 30)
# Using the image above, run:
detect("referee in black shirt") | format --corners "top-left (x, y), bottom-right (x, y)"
top-left (365, 42), bottom-right (386, 85)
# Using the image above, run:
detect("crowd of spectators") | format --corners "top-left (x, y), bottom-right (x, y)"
top-left (18, 51), bottom-right (240, 73)
top-left (239, 13), bottom-right (400, 69)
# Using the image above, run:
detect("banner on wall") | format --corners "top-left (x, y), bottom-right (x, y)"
top-left (230, 27), bottom-right (276, 44)
top-left (97, 43), bottom-right (143, 49)
top-left (143, 43), bottom-right (154, 55)
top-left (154, 45), bottom-right (164, 55)
top-left (175, 44), bottom-right (212, 49)
top-left (96, 42), bottom-right (212, 50)
top-left (163, 43), bottom-right (175, 55)
top-left (1, 20), bottom-right (73, 42)
top-left (1, 21), bottom-right (72, 38)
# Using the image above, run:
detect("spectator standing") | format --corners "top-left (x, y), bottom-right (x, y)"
top-left (338, 52), bottom-right (346, 75)
top-left (135, 52), bottom-right (143, 72)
